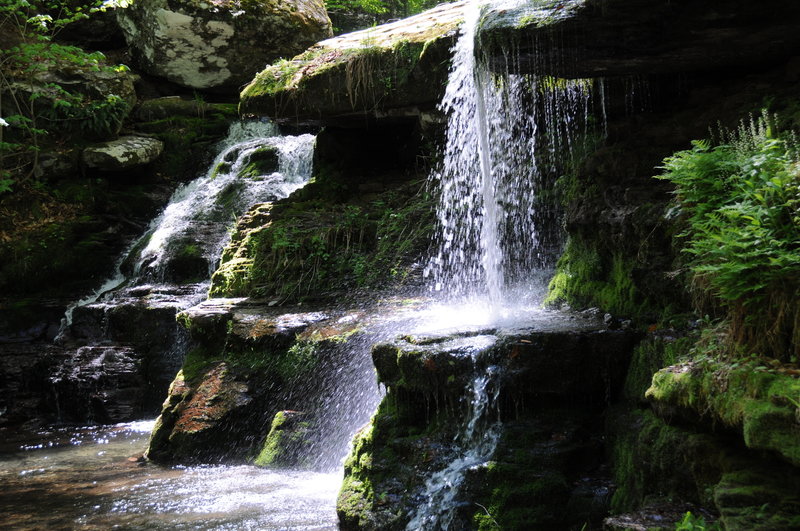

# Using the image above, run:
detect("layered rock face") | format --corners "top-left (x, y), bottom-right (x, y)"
top-left (338, 318), bottom-right (640, 530)
top-left (145, 298), bottom-right (379, 464)
top-left (239, 1), bottom-right (464, 124)
top-left (117, 0), bottom-right (333, 92)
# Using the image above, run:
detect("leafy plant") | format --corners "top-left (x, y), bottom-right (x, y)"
top-left (0, 0), bottom-right (131, 190)
top-left (659, 112), bottom-right (800, 361)
top-left (675, 511), bottom-right (720, 530)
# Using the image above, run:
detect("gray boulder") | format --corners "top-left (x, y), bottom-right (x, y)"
top-left (117, 0), bottom-right (333, 93)
top-left (82, 135), bottom-right (164, 170)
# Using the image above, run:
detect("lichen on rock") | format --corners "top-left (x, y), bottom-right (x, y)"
top-left (82, 135), bottom-right (165, 171)
top-left (117, 0), bottom-right (333, 92)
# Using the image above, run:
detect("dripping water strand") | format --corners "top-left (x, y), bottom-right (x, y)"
top-left (405, 366), bottom-right (501, 530)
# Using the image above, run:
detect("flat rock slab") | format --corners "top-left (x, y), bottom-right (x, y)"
top-left (374, 313), bottom-right (639, 400)
top-left (240, 1), bottom-right (465, 124)
top-left (480, 0), bottom-right (800, 77)
top-left (83, 136), bottom-right (164, 171)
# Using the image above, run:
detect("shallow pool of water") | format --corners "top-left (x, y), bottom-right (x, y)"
top-left (0, 421), bottom-right (339, 530)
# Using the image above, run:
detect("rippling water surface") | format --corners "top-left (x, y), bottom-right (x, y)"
top-left (0, 421), bottom-right (339, 530)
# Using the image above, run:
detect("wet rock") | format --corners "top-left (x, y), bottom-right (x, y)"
top-left (340, 320), bottom-right (640, 530)
top-left (607, 408), bottom-right (800, 531)
top-left (49, 345), bottom-right (147, 423)
top-left (145, 362), bottom-right (256, 462)
top-left (254, 410), bottom-right (313, 467)
top-left (82, 135), bottom-right (164, 171)
top-left (239, 1), bottom-right (463, 124)
top-left (117, 0), bottom-right (333, 92)
top-left (646, 360), bottom-right (800, 467)
top-left (0, 342), bottom-right (66, 427)
top-left (146, 299), bottom-right (365, 464)
top-left (480, 0), bottom-right (800, 78)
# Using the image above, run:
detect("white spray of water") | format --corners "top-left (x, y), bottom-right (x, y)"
top-left (425, 0), bottom-right (595, 316)
top-left (134, 122), bottom-right (315, 281)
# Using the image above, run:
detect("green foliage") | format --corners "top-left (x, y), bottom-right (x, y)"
top-left (1, 0), bottom-right (131, 187)
top-left (659, 113), bottom-right (800, 361)
top-left (675, 511), bottom-right (720, 531)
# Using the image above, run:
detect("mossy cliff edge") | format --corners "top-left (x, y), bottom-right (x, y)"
top-left (239, 1), bottom-right (464, 123)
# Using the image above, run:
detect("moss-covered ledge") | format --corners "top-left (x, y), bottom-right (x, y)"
top-left (645, 359), bottom-right (800, 467)
top-left (239, 1), bottom-right (465, 123)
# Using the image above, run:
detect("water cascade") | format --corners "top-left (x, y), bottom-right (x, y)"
top-left (52, 121), bottom-right (315, 423)
top-left (406, 358), bottom-right (501, 529)
top-left (410, 0), bottom-right (599, 527)
top-left (425, 0), bottom-right (595, 309)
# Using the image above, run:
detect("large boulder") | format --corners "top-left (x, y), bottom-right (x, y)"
top-left (239, 1), bottom-right (464, 124)
top-left (117, 0), bottom-right (333, 93)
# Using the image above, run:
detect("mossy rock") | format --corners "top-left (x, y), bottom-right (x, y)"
top-left (645, 360), bottom-right (800, 467)
top-left (209, 176), bottom-right (434, 303)
top-left (254, 410), bottom-right (313, 468)
top-left (239, 2), bottom-right (462, 122)
top-left (608, 407), bottom-right (800, 531)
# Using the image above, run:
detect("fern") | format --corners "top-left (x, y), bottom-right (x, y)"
top-left (659, 112), bottom-right (800, 362)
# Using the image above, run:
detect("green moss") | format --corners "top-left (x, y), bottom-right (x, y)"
top-left (646, 359), bottom-right (800, 466)
top-left (473, 465), bottom-right (570, 530)
top-left (608, 408), bottom-right (726, 513)
top-left (623, 334), bottom-right (696, 403)
top-left (177, 316), bottom-right (320, 384)
top-left (210, 178), bottom-right (434, 302)
top-left (338, 424), bottom-right (377, 528)
top-left (609, 407), bottom-right (800, 530)
top-left (254, 411), bottom-right (312, 467)
top-left (714, 470), bottom-right (800, 530)
top-left (544, 236), bottom-right (652, 317)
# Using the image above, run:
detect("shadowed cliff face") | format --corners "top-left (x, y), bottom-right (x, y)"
top-left (479, 0), bottom-right (800, 78)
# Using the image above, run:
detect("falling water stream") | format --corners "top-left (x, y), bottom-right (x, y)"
top-left (410, 0), bottom-right (599, 527)
top-left (0, 121), bottom-right (336, 529)
top-left (1, 0), bottom-right (604, 527)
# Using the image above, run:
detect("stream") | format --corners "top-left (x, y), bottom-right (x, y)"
top-left (0, 421), bottom-right (339, 530)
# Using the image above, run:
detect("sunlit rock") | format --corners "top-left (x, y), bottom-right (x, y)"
top-left (82, 135), bottom-right (165, 171)
top-left (239, 1), bottom-right (464, 124)
top-left (117, 0), bottom-right (333, 92)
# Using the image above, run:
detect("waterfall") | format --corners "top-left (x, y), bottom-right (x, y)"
top-left (424, 0), bottom-right (594, 311)
top-left (133, 121), bottom-right (315, 285)
top-left (52, 120), bottom-right (315, 422)
top-left (406, 363), bottom-right (501, 530)
top-left (60, 121), bottom-right (315, 332)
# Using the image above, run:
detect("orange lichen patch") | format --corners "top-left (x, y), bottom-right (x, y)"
top-left (299, 321), bottom-right (359, 341)
top-left (173, 363), bottom-right (250, 434)
top-left (246, 319), bottom-right (279, 339)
